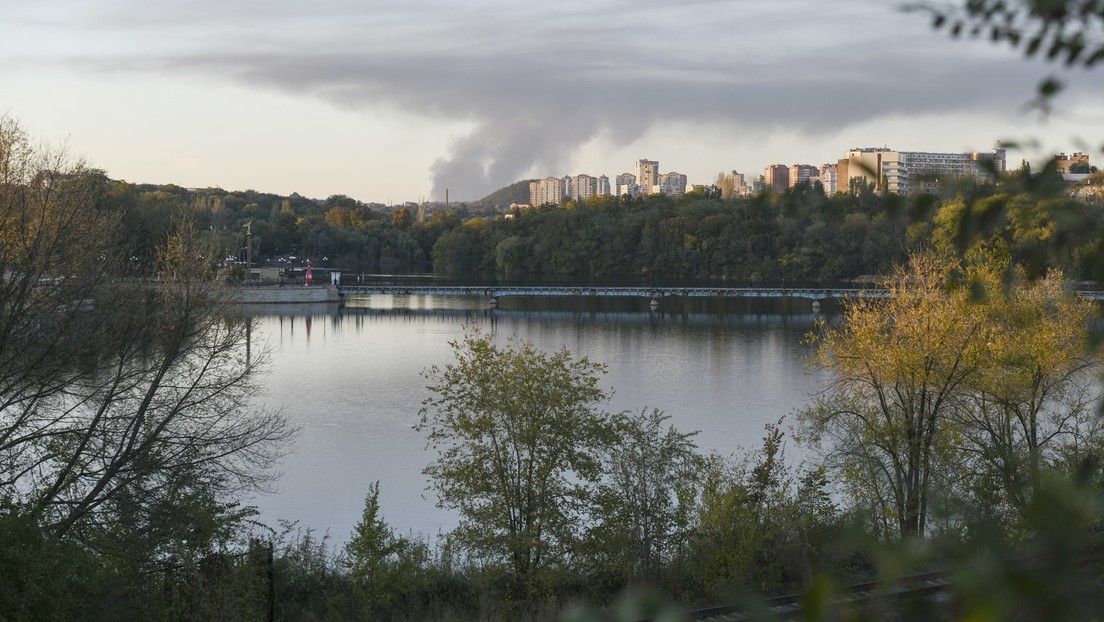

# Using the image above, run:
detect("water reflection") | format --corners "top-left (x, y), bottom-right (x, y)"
top-left (243, 295), bottom-right (834, 330)
top-left (246, 296), bottom-right (831, 545)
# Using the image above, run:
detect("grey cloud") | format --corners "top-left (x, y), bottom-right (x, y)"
top-left (157, 43), bottom-right (1054, 199)
top-left (14, 0), bottom-right (1082, 199)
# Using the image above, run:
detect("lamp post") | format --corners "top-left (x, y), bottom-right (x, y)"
top-left (243, 221), bottom-right (252, 285)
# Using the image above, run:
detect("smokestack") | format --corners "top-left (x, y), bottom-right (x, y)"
top-left (446, 188), bottom-right (449, 209)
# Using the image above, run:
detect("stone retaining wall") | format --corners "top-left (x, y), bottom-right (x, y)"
top-left (233, 284), bottom-right (341, 304)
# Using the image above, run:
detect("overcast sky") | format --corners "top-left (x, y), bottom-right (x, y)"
top-left (2, 0), bottom-right (1100, 202)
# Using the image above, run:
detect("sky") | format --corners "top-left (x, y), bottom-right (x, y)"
top-left (2, 0), bottom-right (1101, 203)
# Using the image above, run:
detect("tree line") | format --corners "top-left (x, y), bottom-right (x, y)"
top-left (80, 159), bottom-right (1104, 285)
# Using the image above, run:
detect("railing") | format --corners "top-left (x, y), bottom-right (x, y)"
top-left (336, 283), bottom-right (1104, 303)
top-left (336, 285), bottom-right (888, 302)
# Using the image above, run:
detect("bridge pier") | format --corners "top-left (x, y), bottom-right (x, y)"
top-left (488, 296), bottom-right (498, 308)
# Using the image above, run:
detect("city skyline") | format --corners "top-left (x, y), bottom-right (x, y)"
top-left (2, 1), bottom-right (1100, 204)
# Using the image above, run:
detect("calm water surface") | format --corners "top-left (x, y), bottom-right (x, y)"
top-left (246, 295), bottom-right (833, 544)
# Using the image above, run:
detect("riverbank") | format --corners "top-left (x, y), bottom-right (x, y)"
top-left (234, 284), bottom-right (341, 304)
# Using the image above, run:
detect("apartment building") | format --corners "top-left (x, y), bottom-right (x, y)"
top-left (657, 172), bottom-right (688, 196)
top-left (568, 174), bottom-right (612, 202)
top-left (817, 164), bottom-right (838, 194)
top-left (1055, 152), bottom-right (1090, 173)
top-left (764, 164), bottom-right (789, 192)
top-left (718, 170), bottom-right (750, 198)
top-left (529, 176), bottom-right (566, 206)
top-left (788, 164), bottom-right (819, 187)
top-left (843, 146), bottom-right (1007, 194)
top-left (597, 175), bottom-right (611, 197)
top-left (637, 159), bottom-right (660, 194)
top-left (613, 172), bottom-right (637, 198)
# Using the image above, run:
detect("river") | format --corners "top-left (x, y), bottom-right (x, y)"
top-left (245, 294), bottom-right (833, 545)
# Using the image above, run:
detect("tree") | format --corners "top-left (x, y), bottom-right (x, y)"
top-left (0, 119), bottom-right (292, 562)
top-left (430, 219), bottom-right (489, 274)
top-left (951, 258), bottom-right (1101, 534)
top-left (586, 408), bottom-right (701, 584)
top-left (391, 207), bottom-right (413, 230)
top-left (690, 422), bottom-right (833, 595)
top-left (24, 220), bottom-right (292, 554)
top-left (344, 481), bottom-right (431, 616)
top-left (801, 254), bottom-right (987, 539)
top-left (803, 251), bottom-right (1102, 541)
top-left (417, 328), bottom-right (617, 599)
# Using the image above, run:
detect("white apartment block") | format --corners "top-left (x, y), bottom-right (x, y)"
top-left (843, 146), bottom-right (1007, 195)
top-left (531, 173), bottom-right (612, 205)
top-left (597, 175), bottom-right (611, 197)
top-left (816, 164), bottom-right (838, 195)
top-left (570, 174), bottom-right (596, 202)
top-left (568, 174), bottom-right (607, 202)
top-left (657, 172), bottom-right (688, 196)
top-left (614, 172), bottom-right (638, 198)
top-left (529, 176), bottom-right (567, 206)
top-left (636, 159), bottom-right (660, 194)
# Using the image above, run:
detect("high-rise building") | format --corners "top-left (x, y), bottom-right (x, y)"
top-left (764, 164), bottom-right (789, 192)
top-left (637, 159), bottom-right (660, 193)
top-left (614, 172), bottom-right (638, 198)
top-left (529, 177), bottom-right (567, 206)
top-left (817, 164), bottom-right (838, 194)
top-left (842, 146), bottom-right (1006, 195)
top-left (658, 172), bottom-right (688, 196)
top-left (788, 164), bottom-right (819, 187)
top-left (844, 148), bottom-right (893, 191)
top-left (718, 170), bottom-right (749, 198)
top-left (597, 175), bottom-right (611, 197)
top-left (570, 174), bottom-right (599, 202)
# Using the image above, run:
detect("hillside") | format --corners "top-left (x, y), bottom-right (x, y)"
top-left (469, 179), bottom-right (533, 210)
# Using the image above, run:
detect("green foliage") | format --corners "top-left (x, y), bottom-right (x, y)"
top-left (469, 179), bottom-right (535, 212)
top-left (931, 182), bottom-right (1104, 279)
top-left (583, 409), bottom-right (702, 588)
top-left (271, 522), bottom-right (359, 620)
top-left (431, 218), bottom-right (492, 274)
top-left (344, 481), bottom-right (436, 618)
top-left (418, 328), bottom-right (618, 601)
top-left (690, 422), bottom-right (843, 597)
top-left (0, 504), bottom-right (103, 620)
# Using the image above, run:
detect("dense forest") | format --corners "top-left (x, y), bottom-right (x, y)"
top-left (93, 166), bottom-right (1104, 285)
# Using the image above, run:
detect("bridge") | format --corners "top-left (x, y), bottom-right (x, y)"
top-left (335, 284), bottom-right (888, 307)
top-left (336, 281), bottom-right (1104, 304)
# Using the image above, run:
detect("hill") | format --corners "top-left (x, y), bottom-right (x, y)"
top-left (469, 179), bottom-right (533, 211)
